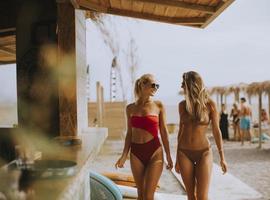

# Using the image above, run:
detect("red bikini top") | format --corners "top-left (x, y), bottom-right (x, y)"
top-left (130, 115), bottom-right (159, 138)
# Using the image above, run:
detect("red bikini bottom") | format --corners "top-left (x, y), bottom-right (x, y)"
top-left (130, 137), bottom-right (161, 166)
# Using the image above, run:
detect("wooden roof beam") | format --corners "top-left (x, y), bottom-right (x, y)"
top-left (201, 0), bottom-right (235, 28)
top-left (0, 60), bottom-right (16, 65)
top-left (107, 8), bottom-right (206, 25)
top-left (0, 47), bottom-right (15, 55)
top-left (0, 40), bottom-right (15, 47)
top-left (76, 0), bottom-right (108, 12)
top-left (134, 0), bottom-right (215, 14)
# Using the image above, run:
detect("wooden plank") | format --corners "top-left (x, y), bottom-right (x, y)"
top-left (78, 0), bottom-right (108, 12)
top-left (142, 2), bottom-right (156, 14)
top-left (201, 0), bottom-right (235, 28)
top-left (134, 0), bottom-right (215, 14)
top-left (132, 1), bottom-right (144, 12)
top-left (164, 6), bottom-right (178, 18)
top-left (110, 0), bottom-right (122, 9)
top-left (121, 0), bottom-right (132, 10)
top-left (0, 46), bottom-right (15, 55)
top-left (153, 4), bottom-right (166, 16)
top-left (0, 35), bottom-right (15, 47)
top-left (99, 0), bottom-right (111, 7)
top-left (107, 8), bottom-right (206, 25)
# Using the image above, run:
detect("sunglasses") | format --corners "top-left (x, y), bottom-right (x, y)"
top-left (150, 83), bottom-right (160, 89)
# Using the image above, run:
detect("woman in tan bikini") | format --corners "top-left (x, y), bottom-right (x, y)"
top-left (175, 71), bottom-right (228, 200)
top-left (115, 74), bottom-right (173, 200)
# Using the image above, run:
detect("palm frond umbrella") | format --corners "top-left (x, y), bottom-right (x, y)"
top-left (246, 82), bottom-right (264, 148)
top-left (261, 81), bottom-right (270, 118)
top-left (228, 83), bottom-right (248, 103)
top-left (210, 86), bottom-right (228, 109)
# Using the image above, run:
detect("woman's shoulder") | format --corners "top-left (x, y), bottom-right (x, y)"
top-left (154, 100), bottom-right (164, 108)
top-left (126, 103), bottom-right (136, 112)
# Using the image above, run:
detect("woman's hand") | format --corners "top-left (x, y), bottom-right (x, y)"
top-left (220, 159), bottom-right (228, 174)
top-left (174, 159), bottom-right (181, 174)
top-left (166, 155), bottom-right (173, 170)
top-left (115, 155), bottom-right (127, 169)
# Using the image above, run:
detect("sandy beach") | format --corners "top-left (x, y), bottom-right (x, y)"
top-left (91, 131), bottom-right (270, 200)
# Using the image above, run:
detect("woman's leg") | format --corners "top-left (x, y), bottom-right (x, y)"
top-left (195, 149), bottom-right (213, 200)
top-left (233, 124), bottom-right (236, 141)
top-left (143, 147), bottom-right (163, 200)
top-left (130, 153), bottom-right (146, 200)
top-left (177, 151), bottom-right (196, 200)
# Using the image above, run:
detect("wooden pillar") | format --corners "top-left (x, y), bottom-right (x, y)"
top-left (234, 90), bottom-right (240, 103)
top-left (268, 92), bottom-right (270, 120)
top-left (258, 92), bottom-right (262, 149)
top-left (220, 93), bottom-right (224, 106)
top-left (96, 82), bottom-right (104, 127)
top-left (57, 2), bottom-right (77, 136)
top-left (16, 0), bottom-right (59, 138)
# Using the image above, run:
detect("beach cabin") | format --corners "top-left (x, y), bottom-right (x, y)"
top-left (0, 0), bottom-right (234, 199)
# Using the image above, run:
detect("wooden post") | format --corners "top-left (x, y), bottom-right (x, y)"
top-left (216, 94), bottom-right (219, 110)
top-left (224, 95), bottom-right (227, 106)
top-left (96, 82), bottom-right (103, 127)
top-left (258, 92), bottom-right (262, 149)
top-left (248, 94), bottom-right (252, 105)
top-left (57, 2), bottom-right (78, 136)
top-left (268, 92), bottom-right (270, 120)
top-left (220, 93), bottom-right (223, 106)
top-left (234, 90), bottom-right (240, 103)
top-left (101, 86), bottom-right (105, 123)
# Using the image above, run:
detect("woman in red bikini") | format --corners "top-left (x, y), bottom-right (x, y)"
top-left (175, 71), bottom-right (228, 200)
top-left (115, 74), bottom-right (173, 200)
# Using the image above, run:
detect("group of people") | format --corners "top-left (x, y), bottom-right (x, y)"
top-left (219, 98), bottom-right (253, 145)
top-left (219, 98), bottom-right (269, 145)
top-left (115, 71), bottom-right (227, 200)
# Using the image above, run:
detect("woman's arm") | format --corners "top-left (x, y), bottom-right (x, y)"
top-left (157, 101), bottom-right (173, 169)
top-left (121, 105), bottom-right (132, 158)
top-left (115, 104), bottom-right (132, 168)
top-left (176, 102), bottom-right (185, 156)
top-left (175, 102), bottom-right (184, 173)
top-left (209, 100), bottom-right (228, 173)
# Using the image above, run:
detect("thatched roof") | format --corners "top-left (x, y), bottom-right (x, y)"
top-left (209, 86), bottom-right (227, 95)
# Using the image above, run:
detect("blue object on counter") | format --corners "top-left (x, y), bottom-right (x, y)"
top-left (90, 171), bottom-right (123, 200)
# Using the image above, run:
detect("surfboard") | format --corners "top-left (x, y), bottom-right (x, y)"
top-left (116, 185), bottom-right (186, 200)
top-left (102, 172), bottom-right (160, 188)
top-left (90, 171), bottom-right (123, 200)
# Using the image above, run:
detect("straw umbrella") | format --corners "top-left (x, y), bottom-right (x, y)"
top-left (209, 86), bottom-right (228, 110)
top-left (261, 81), bottom-right (270, 119)
top-left (246, 82), bottom-right (263, 148)
top-left (228, 83), bottom-right (248, 103)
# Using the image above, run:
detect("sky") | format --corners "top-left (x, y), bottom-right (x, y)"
top-left (86, 0), bottom-right (270, 105)
top-left (0, 0), bottom-right (270, 106)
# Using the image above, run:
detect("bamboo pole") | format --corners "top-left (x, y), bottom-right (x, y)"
top-left (258, 92), bottom-right (262, 149)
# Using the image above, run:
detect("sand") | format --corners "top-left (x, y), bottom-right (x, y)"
top-left (91, 131), bottom-right (270, 200)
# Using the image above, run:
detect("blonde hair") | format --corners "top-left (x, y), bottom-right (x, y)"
top-left (182, 71), bottom-right (210, 122)
top-left (134, 74), bottom-right (154, 100)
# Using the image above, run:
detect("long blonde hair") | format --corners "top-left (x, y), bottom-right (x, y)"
top-left (182, 71), bottom-right (210, 122)
top-left (134, 74), bottom-right (154, 100)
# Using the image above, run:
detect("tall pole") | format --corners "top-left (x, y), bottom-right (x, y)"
top-left (258, 92), bottom-right (262, 149)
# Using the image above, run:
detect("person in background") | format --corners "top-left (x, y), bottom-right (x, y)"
top-left (239, 97), bottom-right (252, 145)
top-left (220, 104), bottom-right (229, 140)
top-left (115, 74), bottom-right (173, 200)
top-left (175, 71), bottom-right (227, 200)
top-left (230, 103), bottom-right (240, 141)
